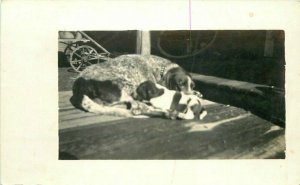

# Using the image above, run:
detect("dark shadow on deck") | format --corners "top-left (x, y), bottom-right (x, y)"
top-left (192, 74), bottom-right (285, 128)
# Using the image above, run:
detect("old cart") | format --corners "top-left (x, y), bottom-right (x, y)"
top-left (59, 31), bottom-right (111, 72)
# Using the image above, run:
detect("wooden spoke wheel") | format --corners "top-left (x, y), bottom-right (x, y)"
top-left (69, 45), bottom-right (99, 72)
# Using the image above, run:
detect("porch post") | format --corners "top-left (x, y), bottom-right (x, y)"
top-left (136, 30), bottom-right (151, 55)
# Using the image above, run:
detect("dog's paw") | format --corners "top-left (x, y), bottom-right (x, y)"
top-left (81, 95), bottom-right (92, 110)
top-left (81, 95), bottom-right (98, 112)
top-left (193, 90), bottom-right (203, 98)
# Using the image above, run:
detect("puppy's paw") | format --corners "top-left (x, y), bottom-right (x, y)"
top-left (130, 101), bottom-right (139, 109)
top-left (165, 110), bottom-right (179, 120)
top-left (193, 90), bottom-right (203, 98)
top-left (199, 110), bottom-right (207, 120)
top-left (131, 108), bottom-right (142, 115)
top-left (129, 101), bottom-right (142, 115)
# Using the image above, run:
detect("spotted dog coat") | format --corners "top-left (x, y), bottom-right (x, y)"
top-left (79, 54), bottom-right (175, 96)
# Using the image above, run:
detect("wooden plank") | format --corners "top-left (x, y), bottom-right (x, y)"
top-left (59, 107), bottom-right (126, 130)
top-left (59, 91), bottom-right (128, 129)
top-left (59, 114), bottom-right (125, 130)
top-left (202, 104), bottom-right (248, 123)
top-left (59, 105), bottom-right (284, 159)
top-left (206, 127), bottom-right (284, 159)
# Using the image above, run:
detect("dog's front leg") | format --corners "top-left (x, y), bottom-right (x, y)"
top-left (177, 112), bottom-right (194, 120)
top-left (176, 107), bottom-right (196, 120)
top-left (130, 101), bottom-right (172, 118)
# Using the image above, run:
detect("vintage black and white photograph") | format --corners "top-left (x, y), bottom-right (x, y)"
top-left (3, 1), bottom-right (300, 184)
top-left (58, 30), bottom-right (285, 160)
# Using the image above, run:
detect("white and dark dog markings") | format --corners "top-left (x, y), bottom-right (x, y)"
top-left (134, 81), bottom-right (207, 120)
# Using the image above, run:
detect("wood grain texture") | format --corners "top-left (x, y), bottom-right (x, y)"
top-left (59, 91), bottom-right (285, 159)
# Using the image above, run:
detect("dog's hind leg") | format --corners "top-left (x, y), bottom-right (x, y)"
top-left (70, 95), bottom-right (86, 111)
top-left (81, 95), bottom-right (134, 117)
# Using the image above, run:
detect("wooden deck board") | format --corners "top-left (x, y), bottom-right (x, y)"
top-left (59, 91), bottom-right (285, 159)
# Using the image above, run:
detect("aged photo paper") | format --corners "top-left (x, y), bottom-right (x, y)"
top-left (1, 1), bottom-right (300, 185)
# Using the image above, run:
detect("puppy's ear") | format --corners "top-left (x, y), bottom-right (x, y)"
top-left (176, 104), bottom-right (188, 113)
top-left (135, 82), bottom-right (150, 101)
top-left (144, 81), bottom-right (164, 99)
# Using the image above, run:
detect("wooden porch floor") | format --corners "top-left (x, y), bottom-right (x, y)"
top-left (59, 91), bottom-right (285, 159)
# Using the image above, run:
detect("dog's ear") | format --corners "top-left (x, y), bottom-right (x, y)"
top-left (159, 72), bottom-right (177, 91)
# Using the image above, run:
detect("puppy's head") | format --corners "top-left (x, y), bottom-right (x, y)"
top-left (134, 81), bottom-right (164, 101)
top-left (160, 68), bottom-right (195, 94)
top-left (186, 96), bottom-right (207, 120)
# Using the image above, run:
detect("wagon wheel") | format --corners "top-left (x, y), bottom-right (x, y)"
top-left (157, 31), bottom-right (218, 59)
top-left (69, 45), bottom-right (99, 72)
top-left (64, 43), bottom-right (77, 62)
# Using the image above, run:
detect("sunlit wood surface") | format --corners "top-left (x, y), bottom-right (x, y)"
top-left (59, 91), bottom-right (285, 159)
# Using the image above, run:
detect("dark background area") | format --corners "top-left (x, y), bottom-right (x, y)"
top-left (152, 30), bottom-right (285, 88)
top-left (58, 30), bottom-right (285, 89)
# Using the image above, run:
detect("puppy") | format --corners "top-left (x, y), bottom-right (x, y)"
top-left (134, 81), bottom-right (207, 120)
